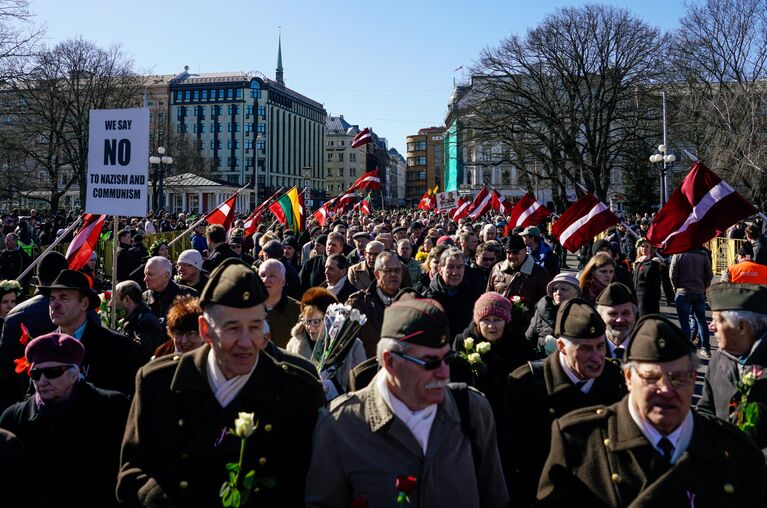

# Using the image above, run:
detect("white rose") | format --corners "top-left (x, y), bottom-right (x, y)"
top-left (511, 295), bottom-right (522, 303)
top-left (468, 352), bottom-right (481, 364)
top-left (477, 341), bottom-right (492, 355)
top-left (233, 412), bottom-right (256, 438)
top-left (742, 372), bottom-right (757, 387)
top-left (463, 337), bottom-right (475, 351)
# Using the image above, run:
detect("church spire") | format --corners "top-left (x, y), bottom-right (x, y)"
top-left (276, 33), bottom-right (284, 86)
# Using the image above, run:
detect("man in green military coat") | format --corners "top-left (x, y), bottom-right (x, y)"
top-left (537, 314), bottom-right (767, 507)
top-left (117, 258), bottom-right (325, 507)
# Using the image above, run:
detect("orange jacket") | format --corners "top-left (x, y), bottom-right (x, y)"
top-left (726, 260), bottom-right (767, 284)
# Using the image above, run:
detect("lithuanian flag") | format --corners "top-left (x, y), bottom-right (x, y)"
top-left (268, 187), bottom-right (303, 232)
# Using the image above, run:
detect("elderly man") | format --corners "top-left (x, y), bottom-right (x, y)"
top-left (117, 259), bottom-right (325, 507)
top-left (348, 240), bottom-right (384, 290)
top-left (537, 315), bottom-right (767, 506)
top-left (480, 223), bottom-right (497, 243)
top-left (595, 282), bottom-right (638, 361)
top-left (42, 270), bottom-right (138, 395)
top-left (699, 283), bottom-right (767, 455)
top-left (347, 230), bottom-right (369, 265)
top-left (261, 239), bottom-right (301, 300)
top-left (423, 247), bottom-right (481, 338)
top-left (259, 258), bottom-right (300, 349)
top-left (321, 253), bottom-right (356, 303)
top-left (503, 298), bottom-right (627, 507)
top-left (348, 251), bottom-right (404, 357)
top-left (306, 299), bottom-right (509, 507)
top-left (521, 225), bottom-right (560, 277)
top-left (397, 238), bottom-right (421, 283)
top-left (115, 280), bottom-right (164, 362)
top-left (143, 255), bottom-right (197, 323)
top-left (0, 333), bottom-right (130, 508)
top-left (300, 231), bottom-right (345, 292)
top-left (176, 249), bottom-right (209, 293)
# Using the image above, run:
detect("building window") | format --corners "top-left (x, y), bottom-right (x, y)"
top-left (158, 112), bottom-right (165, 124)
top-left (228, 140), bottom-right (239, 149)
top-left (246, 105), bottom-right (253, 116)
top-left (228, 122), bottom-right (239, 133)
top-left (257, 140), bottom-right (265, 152)
top-left (329, 140), bottom-right (334, 146)
top-left (327, 153), bottom-right (332, 162)
top-left (257, 106), bottom-right (265, 117)
top-left (502, 170), bottom-right (511, 186)
top-left (210, 140), bottom-right (222, 149)
top-left (350, 153), bottom-right (356, 162)
top-left (339, 168), bottom-right (344, 177)
top-left (193, 90), bottom-right (199, 100)
top-left (176, 91), bottom-right (182, 101)
top-left (218, 90), bottom-right (224, 100)
top-left (327, 168), bottom-right (333, 177)
top-left (202, 90), bottom-right (208, 100)
top-left (337, 153), bottom-right (343, 162)
top-left (245, 139), bottom-right (253, 150)
top-left (227, 157), bottom-right (239, 167)
top-left (257, 123), bottom-right (265, 133)
top-left (236, 89), bottom-right (242, 99)
top-left (185, 91), bottom-right (191, 101)
top-left (351, 168), bottom-right (356, 177)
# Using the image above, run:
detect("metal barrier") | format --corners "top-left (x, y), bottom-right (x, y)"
top-left (706, 236), bottom-right (745, 276)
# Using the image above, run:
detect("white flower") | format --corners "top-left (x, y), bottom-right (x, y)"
top-left (742, 372), bottom-right (757, 388)
top-left (463, 337), bottom-right (475, 351)
top-left (350, 309), bottom-right (361, 323)
top-left (233, 412), bottom-right (256, 438)
top-left (476, 341), bottom-right (492, 355)
top-left (511, 296), bottom-right (522, 303)
top-left (468, 352), bottom-right (481, 364)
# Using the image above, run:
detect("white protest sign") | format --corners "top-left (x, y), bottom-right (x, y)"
top-left (86, 108), bottom-right (149, 216)
top-left (435, 191), bottom-right (459, 212)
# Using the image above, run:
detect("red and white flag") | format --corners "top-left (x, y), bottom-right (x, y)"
top-left (351, 128), bottom-right (373, 149)
top-left (66, 214), bottom-right (105, 271)
top-left (647, 162), bottom-right (757, 254)
top-left (350, 169), bottom-right (382, 191)
top-left (451, 196), bottom-right (471, 220)
top-left (490, 190), bottom-right (508, 215)
top-left (312, 204), bottom-right (331, 227)
top-left (333, 191), bottom-right (357, 213)
top-left (468, 187), bottom-right (492, 219)
top-left (552, 194), bottom-right (620, 252)
top-left (417, 190), bottom-right (435, 211)
top-left (508, 193), bottom-right (551, 229)
top-left (206, 193), bottom-right (238, 231)
top-left (242, 210), bottom-right (262, 238)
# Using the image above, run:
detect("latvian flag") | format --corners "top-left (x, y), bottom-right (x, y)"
top-left (490, 190), bottom-right (508, 215)
top-left (351, 128), bottom-right (373, 149)
top-left (66, 214), bottom-right (106, 271)
top-left (468, 187), bottom-right (492, 219)
top-left (333, 190), bottom-right (357, 213)
top-left (206, 193), bottom-right (238, 231)
top-left (451, 196), bottom-right (471, 220)
top-left (551, 194), bottom-right (620, 252)
top-left (350, 169), bottom-right (382, 191)
top-left (359, 194), bottom-right (372, 216)
top-left (508, 193), bottom-right (550, 230)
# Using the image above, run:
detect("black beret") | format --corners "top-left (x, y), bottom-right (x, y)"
top-left (707, 283), bottom-right (767, 313)
top-left (199, 258), bottom-right (267, 309)
top-left (504, 235), bottom-right (526, 251)
top-left (625, 314), bottom-right (694, 363)
top-left (380, 299), bottom-right (449, 348)
top-left (554, 297), bottom-right (605, 339)
top-left (595, 282), bottom-right (637, 307)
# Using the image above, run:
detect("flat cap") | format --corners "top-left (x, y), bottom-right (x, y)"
top-left (521, 226), bottom-right (541, 238)
top-left (504, 235), bottom-right (526, 251)
top-left (554, 297), bottom-right (605, 339)
top-left (707, 283), bottom-right (767, 314)
top-left (199, 258), bottom-right (267, 309)
top-left (625, 314), bottom-right (694, 362)
top-left (353, 231), bottom-right (370, 240)
top-left (380, 299), bottom-right (450, 348)
top-left (26, 332), bottom-right (84, 367)
top-left (595, 282), bottom-right (637, 307)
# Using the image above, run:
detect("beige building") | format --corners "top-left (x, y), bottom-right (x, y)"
top-left (325, 115), bottom-right (367, 195)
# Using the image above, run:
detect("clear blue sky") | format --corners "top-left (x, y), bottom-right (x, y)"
top-left (30, 0), bottom-right (687, 155)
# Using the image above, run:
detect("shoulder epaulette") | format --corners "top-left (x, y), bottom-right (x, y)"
top-left (557, 404), bottom-right (614, 429)
top-left (139, 352), bottom-right (183, 376)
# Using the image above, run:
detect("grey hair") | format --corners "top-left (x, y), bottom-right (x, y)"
top-left (721, 310), bottom-right (767, 337)
top-left (259, 258), bottom-right (285, 279)
top-left (376, 337), bottom-right (410, 364)
top-left (146, 255), bottom-right (172, 276)
top-left (623, 352), bottom-right (700, 373)
top-left (396, 238), bottom-right (412, 249)
top-left (439, 247), bottom-right (465, 267)
top-left (374, 251), bottom-right (398, 272)
top-left (365, 240), bottom-right (385, 253)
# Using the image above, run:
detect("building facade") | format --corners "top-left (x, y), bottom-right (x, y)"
top-left (405, 127), bottom-right (444, 206)
top-left (388, 148), bottom-right (406, 206)
top-left (324, 115), bottom-right (367, 196)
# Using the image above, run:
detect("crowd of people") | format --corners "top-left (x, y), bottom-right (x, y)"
top-left (0, 206), bottom-right (764, 507)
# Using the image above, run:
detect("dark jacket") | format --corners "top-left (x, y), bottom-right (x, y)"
top-left (753, 235), bottom-right (767, 266)
top-left (503, 352), bottom-right (627, 507)
top-left (537, 398), bottom-right (767, 507)
top-left (487, 256), bottom-right (551, 326)
top-left (143, 280), bottom-right (198, 323)
top-left (202, 243), bottom-right (239, 273)
top-left (265, 293), bottom-right (301, 349)
top-left (422, 274), bottom-right (480, 340)
top-left (529, 240), bottom-right (560, 277)
top-left (282, 258), bottom-right (302, 300)
top-left (0, 247), bottom-right (30, 282)
top-left (299, 254), bottom-right (327, 293)
top-left (320, 278), bottom-right (357, 304)
top-left (81, 320), bottom-right (141, 395)
top-left (633, 258), bottom-right (662, 316)
top-left (525, 295), bottom-right (558, 355)
top-left (346, 283), bottom-right (389, 358)
top-left (121, 303), bottom-right (165, 363)
top-left (116, 243), bottom-right (142, 285)
top-left (0, 428), bottom-right (40, 507)
top-left (0, 380), bottom-right (130, 508)
top-left (117, 345), bottom-right (325, 508)
top-left (698, 336), bottom-right (767, 457)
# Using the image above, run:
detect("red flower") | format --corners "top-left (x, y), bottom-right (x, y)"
top-left (395, 475), bottom-right (417, 495)
top-left (18, 323), bottom-right (29, 346)
top-left (13, 356), bottom-right (29, 375)
top-left (350, 497), bottom-right (369, 508)
top-left (103, 291), bottom-right (112, 300)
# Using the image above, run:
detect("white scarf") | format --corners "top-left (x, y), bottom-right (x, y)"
top-left (206, 348), bottom-right (258, 408)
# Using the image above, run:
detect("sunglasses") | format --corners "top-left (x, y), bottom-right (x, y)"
top-left (30, 365), bottom-right (73, 381)
top-left (391, 350), bottom-right (456, 370)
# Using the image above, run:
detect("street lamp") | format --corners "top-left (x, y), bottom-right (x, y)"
top-left (649, 91), bottom-right (676, 207)
top-left (149, 146), bottom-right (173, 211)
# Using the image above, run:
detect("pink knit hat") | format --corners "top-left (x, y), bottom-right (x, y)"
top-left (473, 292), bottom-right (512, 323)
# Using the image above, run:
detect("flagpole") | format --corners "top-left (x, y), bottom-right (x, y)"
top-left (621, 222), bottom-right (640, 240)
top-left (17, 216), bottom-right (84, 282)
top-left (111, 215), bottom-right (119, 328)
top-left (167, 184), bottom-right (252, 248)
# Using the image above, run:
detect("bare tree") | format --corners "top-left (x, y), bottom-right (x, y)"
top-left (458, 4), bottom-right (668, 210)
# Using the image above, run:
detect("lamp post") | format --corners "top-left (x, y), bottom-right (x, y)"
top-left (649, 91), bottom-right (675, 207)
top-left (149, 146), bottom-right (173, 211)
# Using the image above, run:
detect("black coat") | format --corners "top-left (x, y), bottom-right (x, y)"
top-left (503, 352), bottom-right (627, 507)
top-left (0, 380), bottom-right (129, 508)
top-left (143, 280), bottom-right (198, 323)
top-left (422, 274), bottom-right (480, 339)
top-left (117, 344), bottom-right (325, 508)
top-left (202, 243), bottom-right (239, 273)
top-left (121, 303), bottom-right (165, 363)
top-left (320, 278), bottom-right (357, 303)
top-left (81, 320), bottom-right (142, 395)
top-left (525, 296), bottom-right (558, 356)
top-left (299, 254), bottom-right (327, 293)
top-left (116, 243), bottom-right (141, 285)
top-left (0, 428), bottom-right (40, 507)
top-left (633, 258), bottom-right (662, 316)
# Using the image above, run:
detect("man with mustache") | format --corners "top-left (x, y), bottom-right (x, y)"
top-left (595, 282), bottom-right (638, 362)
top-left (306, 299), bottom-right (508, 507)
top-left (503, 298), bottom-right (626, 507)
top-left (537, 315), bottom-right (767, 506)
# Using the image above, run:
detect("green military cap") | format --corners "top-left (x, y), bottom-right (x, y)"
top-left (199, 258), bottom-right (267, 309)
top-left (625, 314), bottom-right (694, 362)
top-left (380, 298), bottom-right (449, 348)
top-left (595, 282), bottom-right (637, 307)
top-left (707, 283), bottom-right (767, 314)
top-left (554, 297), bottom-right (605, 339)
top-left (520, 226), bottom-right (541, 238)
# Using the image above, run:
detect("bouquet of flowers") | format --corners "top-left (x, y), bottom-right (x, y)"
top-left (734, 365), bottom-right (766, 432)
top-left (458, 337), bottom-right (492, 377)
top-left (311, 304), bottom-right (367, 376)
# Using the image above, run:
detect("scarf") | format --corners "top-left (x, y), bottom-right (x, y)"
top-left (206, 349), bottom-right (258, 408)
top-left (586, 277), bottom-right (607, 303)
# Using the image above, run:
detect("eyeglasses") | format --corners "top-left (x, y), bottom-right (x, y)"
top-left (173, 331), bottom-right (200, 342)
top-left (391, 350), bottom-right (456, 370)
top-left (303, 318), bottom-right (322, 327)
top-left (381, 268), bottom-right (402, 275)
top-left (633, 368), bottom-right (696, 389)
top-left (30, 365), bottom-right (73, 381)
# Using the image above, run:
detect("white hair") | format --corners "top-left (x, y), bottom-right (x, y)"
top-left (623, 352), bottom-right (700, 373)
top-left (259, 258), bottom-right (285, 279)
top-left (146, 256), bottom-right (172, 276)
top-left (365, 240), bottom-right (385, 253)
top-left (721, 310), bottom-right (767, 337)
top-left (376, 337), bottom-right (409, 364)
top-left (374, 251), bottom-right (398, 272)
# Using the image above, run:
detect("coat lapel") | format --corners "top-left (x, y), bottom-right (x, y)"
top-left (362, 379), bottom-right (424, 461)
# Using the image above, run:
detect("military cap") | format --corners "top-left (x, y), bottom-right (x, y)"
top-left (353, 231), bottom-right (370, 240)
top-left (625, 314), bottom-right (694, 362)
top-left (707, 283), bottom-right (767, 314)
top-left (380, 298), bottom-right (449, 348)
top-left (554, 297), bottom-right (606, 339)
top-left (521, 226), bottom-right (541, 238)
top-left (199, 258), bottom-right (267, 309)
top-left (504, 234), bottom-right (526, 251)
top-left (595, 282), bottom-right (637, 307)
